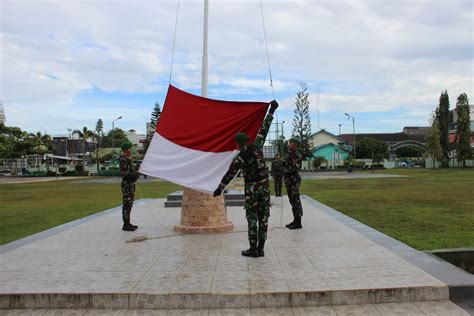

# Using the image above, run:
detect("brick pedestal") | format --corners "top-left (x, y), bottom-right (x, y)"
top-left (173, 188), bottom-right (234, 233)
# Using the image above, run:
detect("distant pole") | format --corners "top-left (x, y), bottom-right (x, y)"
top-left (317, 84), bottom-right (320, 131)
top-left (345, 113), bottom-right (356, 170)
top-left (112, 116), bottom-right (122, 165)
top-left (338, 124), bottom-right (342, 135)
top-left (201, 0), bottom-right (209, 97)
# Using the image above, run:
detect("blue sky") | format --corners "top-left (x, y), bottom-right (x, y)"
top-left (1, 0), bottom-right (472, 138)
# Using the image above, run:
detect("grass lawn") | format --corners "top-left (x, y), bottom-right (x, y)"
top-left (299, 169), bottom-right (474, 251)
top-left (1, 169), bottom-right (473, 250)
top-left (0, 179), bottom-right (180, 245)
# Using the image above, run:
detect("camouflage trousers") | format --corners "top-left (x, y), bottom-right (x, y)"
top-left (273, 175), bottom-right (283, 196)
top-left (121, 181), bottom-right (135, 223)
top-left (284, 173), bottom-right (303, 218)
top-left (245, 180), bottom-right (270, 246)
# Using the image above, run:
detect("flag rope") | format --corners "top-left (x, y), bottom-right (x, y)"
top-left (169, 0), bottom-right (181, 83)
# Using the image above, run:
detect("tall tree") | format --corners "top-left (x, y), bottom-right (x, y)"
top-left (425, 116), bottom-right (443, 169)
top-left (73, 127), bottom-right (94, 162)
top-left (454, 93), bottom-right (472, 166)
top-left (292, 82), bottom-right (312, 158)
top-left (101, 128), bottom-right (129, 148)
top-left (95, 119), bottom-right (104, 172)
top-left (435, 90), bottom-right (451, 167)
top-left (0, 124), bottom-right (33, 158)
top-left (28, 131), bottom-right (51, 154)
top-left (145, 102), bottom-right (162, 151)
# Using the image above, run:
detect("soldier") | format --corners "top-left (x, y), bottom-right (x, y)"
top-left (213, 100), bottom-right (279, 258)
top-left (271, 153), bottom-right (284, 197)
top-left (119, 141), bottom-right (139, 231)
top-left (284, 137), bottom-right (303, 229)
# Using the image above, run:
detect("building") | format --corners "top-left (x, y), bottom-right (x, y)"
top-left (0, 102), bottom-right (5, 125)
top-left (125, 129), bottom-right (146, 153)
top-left (312, 143), bottom-right (350, 168)
top-left (309, 129), bottom-right (342, 148)
top-left (403, 126), bottom-right (430, 135)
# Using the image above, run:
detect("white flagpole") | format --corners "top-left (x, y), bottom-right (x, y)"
top-left (202, 0), bottom-right (209, 97)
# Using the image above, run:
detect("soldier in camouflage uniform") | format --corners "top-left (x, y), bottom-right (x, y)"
top-left (271, 154), bottom-right (284, 197)
top-left (213, 100), bottom-right (279, 258)
top-left (119, 142), bottom-right (139, 231)
top-left (284, 138), bottom-right (303, 229)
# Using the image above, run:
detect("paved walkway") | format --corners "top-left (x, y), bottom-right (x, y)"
top-left (0, 196), bottom-right (470, 315)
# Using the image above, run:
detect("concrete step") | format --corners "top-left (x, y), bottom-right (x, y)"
top-left (165, 190), bottom-right (245, 207)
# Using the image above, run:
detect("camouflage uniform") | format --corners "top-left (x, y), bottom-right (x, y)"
top-left (284, 149), bottom-right (303, 219)
top-left (217, 113), bottom-right (273, 248)
top-left (271, 159), bottom-right (284, 196)
top-left (119, 154), bottom-right (137, 225)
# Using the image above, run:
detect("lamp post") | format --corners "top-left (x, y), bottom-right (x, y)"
top-left (338, 124), bottom-right (342, 136)
top-left (112, 116), bottom-right (122, 164)
top-left (344, 113), bottom-right (356, 169)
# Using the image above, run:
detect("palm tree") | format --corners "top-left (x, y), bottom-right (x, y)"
top-left (29, 132), bottom-right (51, 153)
top-left (73, 127), bottom-right (94, 162)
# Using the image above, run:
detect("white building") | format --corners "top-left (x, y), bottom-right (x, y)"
top-left (125, 129), bottom-right (146, 152)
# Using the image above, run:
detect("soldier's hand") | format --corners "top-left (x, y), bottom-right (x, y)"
top-left (212, 187), bottom-right (222, 197)
top-left (269, 100), bottom-right (279, 114)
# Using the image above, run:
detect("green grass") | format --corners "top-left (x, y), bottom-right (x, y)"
top-left (1, 170), bottom-right (473, 250)
top-left (0, 179), bottom-right (180, 245)
top-left (299, 169), bottom-right (474, 250)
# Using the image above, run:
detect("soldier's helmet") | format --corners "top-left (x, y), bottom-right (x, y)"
top-left (235, 132), bottom-right (250, 144)
top-left (121, 141), bottom-right (133, 151)
top-left (289, 137), bottom-right (301, 145)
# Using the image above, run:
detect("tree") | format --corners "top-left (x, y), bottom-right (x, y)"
top-left (145, 102), bottom-right (161, 151)
top-left (95, 118), bottom-right (104, 173)
top-left (395, 146), bottom-right (424, 158)
top-left (453, 93), bottom-right (472, 166)
top-left (312, 156), bottom-right (326, 169)
top-left (355, 138), bottom-right (388, 160)
top-left (0, 124), bottom-right (33, 158)
top-left (101, 128), bottom-right (129, 148)
top-left (292, 82), bottom-right (312, 158)
top-left (28, 131), bottom-right (51, 154)
top-left (73, 127), bottom-right (94, 163)
top-left (435, 90), bottom-right (451, 167)
top-left (425, 116), bottom-right (443, 169)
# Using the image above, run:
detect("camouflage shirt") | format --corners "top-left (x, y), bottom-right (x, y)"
top-left (271, 160), bottom-right (284, 176)
top-left (283, 149), bottom-right (302, 175)
top-left (119, 154), bottom-right (137, 183)
top-left (218, 113), bottom-right (273, 189)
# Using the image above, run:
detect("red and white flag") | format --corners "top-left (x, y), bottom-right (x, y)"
top-left (140, 85), bottom-right (269, 192)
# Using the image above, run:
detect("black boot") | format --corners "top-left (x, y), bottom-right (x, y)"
top-left (122, 222), bottom-right (136, 231)
top-left (241, 243), bottom-right (259, 258)
top-left (288, 217), bottom-right (302, 229)
top-left (130, 223), bottom-right (138, 229)
top-left (257, 240), bottom-right (265, 257)
top-left (285, 219), bottom-right (295, 228)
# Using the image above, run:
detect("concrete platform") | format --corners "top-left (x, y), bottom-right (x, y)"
top-left (0, 196), bottom-right (471, 314)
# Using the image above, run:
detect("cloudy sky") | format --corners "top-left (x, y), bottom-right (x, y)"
top-left (1, 0), bottom-right (472, 138)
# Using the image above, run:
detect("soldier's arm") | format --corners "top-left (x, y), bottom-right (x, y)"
top-left (217, 156), bottom-right (244, 190)
top-left (119, 157), bottom-right (129, 178)
top-left (286, 152), bottom-right (302, 173)
top-left (253, 113), bottom-right (273, 150)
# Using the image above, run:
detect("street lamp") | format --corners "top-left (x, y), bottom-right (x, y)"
top-left (112, 116), bottom-right (122, 164)
top-left (344, 113), bottom-right (356, 167)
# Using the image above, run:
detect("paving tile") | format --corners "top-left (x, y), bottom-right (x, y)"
top-left (208, 308), bottom-right (251, 316)
top-left (333, 304), bottom-right (381, 315)
top-left (372, 302), bottom-right (425, 315)
top-left (250, 307), bottom-right (293, 315)
top-left (414, 300), bottom-right (470, 315)
top-left (0, 310), bottom-right (49, 316)
top-left (84, 310), bottom-right (128, 316)
top-left (292, 306), bottom-right (337, 315)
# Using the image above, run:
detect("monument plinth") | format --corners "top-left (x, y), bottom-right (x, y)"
top-left (173, 188), bottom-right (234, 233)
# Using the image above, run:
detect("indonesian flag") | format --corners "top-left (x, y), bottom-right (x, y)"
top-left (140, 85), bottom-right (269, 193)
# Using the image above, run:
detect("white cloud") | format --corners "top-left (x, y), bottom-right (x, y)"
top-left (0, 0), bottom-right (472, 134)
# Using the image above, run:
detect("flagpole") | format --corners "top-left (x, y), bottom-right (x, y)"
top-left (175, 0), bottom-right (233, 234)
top-left (202, 0), bottom-right (208, 97)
